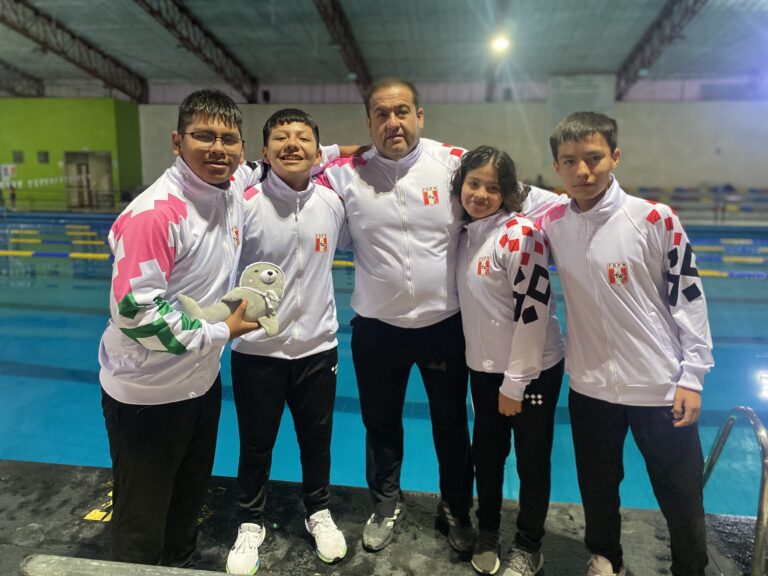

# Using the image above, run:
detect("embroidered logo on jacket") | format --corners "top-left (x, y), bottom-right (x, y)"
top-left (232, 226), bottom-right (240, 248)
top-left (422, 186), bottom-right (439, 205)
top-left (476, 256), bottom-right (491, 276)
top-left (315, 233), bottom-right (328, 253)
top-left (607, 262), bottom-right (629, 285)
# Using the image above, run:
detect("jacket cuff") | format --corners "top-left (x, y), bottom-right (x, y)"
top-left (320, 144), bottom-right (340, 164)
top-left (209, 321), bottom-right (230, 347)
top-left (676, 367), bottom-right (704, 392)
top-left (500, 374), bottom-right (527, 401)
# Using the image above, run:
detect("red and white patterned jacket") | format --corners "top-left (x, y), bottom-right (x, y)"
top-left (458, 210), bottom-right (565, 400)
top-left (537, 177), bottom-right (714, 406)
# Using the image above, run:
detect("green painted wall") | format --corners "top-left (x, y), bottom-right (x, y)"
top-left (0, 97), bottom-right (142, 211)
top-left (113, 99), bottom-right (142, 199)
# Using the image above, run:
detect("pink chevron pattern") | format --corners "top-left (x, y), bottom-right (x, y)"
top-left (111, 194), bottom-right (188, 302)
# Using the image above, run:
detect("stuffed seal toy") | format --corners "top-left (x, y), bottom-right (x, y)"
top-left (177, 262), bottom-right (285, 336)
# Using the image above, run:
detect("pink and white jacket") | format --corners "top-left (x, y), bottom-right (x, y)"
top-left (458, 211), bottom-right (565, 400)
top-left (537, 177), bottom-right (714, 406)
top-left (98, 157), bottom-right (260, 405)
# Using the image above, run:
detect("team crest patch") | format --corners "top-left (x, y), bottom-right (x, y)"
top-left (232, 226), bottom-right (240, 248)
top-left (422, 186), bottom-right (439, 205)
top-left (476, 256), bottom-right (491, 276)
top-left (315, 233), bottom-right (328, 253)
top-left (608, 262), bottom-right (629, 285)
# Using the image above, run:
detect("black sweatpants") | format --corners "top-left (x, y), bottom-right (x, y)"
top-left (351, 313), bottom-right (474, 518)
top-left (231, 348), bottom-right (338, 523)
top-left (569, 389), bottom-right (708, 576)
top-left (470, 360), bottom-right (564, 552)
top-left (101, 376), bottom-right (221, 567)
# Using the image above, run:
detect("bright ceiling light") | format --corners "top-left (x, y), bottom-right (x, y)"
top-left (490, 34), bottom-right (511, 55)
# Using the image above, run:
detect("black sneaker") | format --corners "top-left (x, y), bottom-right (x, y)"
top-left (362, 501), bottom-right (407, 552)
top-left (437, 500), bottom-right (475, 553)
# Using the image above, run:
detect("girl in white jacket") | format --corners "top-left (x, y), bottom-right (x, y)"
top-left (452, 146), bottom-right (565, 576)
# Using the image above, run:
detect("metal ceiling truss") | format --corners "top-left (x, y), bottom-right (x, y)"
top-left (485, 0), bottom-right (512, 102)
top-left (133, 0), bottom-right (258, 102)
top-left (616, 0), bottom-right (709, 100)
top-left (0, 57), bottom-right (44, 96)
top-left (0, 0), bottom-right (148, 102)
top-left (312, 0), bottom-right (372, 96)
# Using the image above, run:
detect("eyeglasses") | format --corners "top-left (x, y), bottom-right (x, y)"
top-left (183, 131), bottom-right (244, 149)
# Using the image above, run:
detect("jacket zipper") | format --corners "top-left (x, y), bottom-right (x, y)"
top-left (294, 195), bottom-right (302, 343)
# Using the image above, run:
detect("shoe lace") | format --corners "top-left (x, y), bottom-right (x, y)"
top-left (508, 549), bottom-right (535, 572)
top-left (234, 526), bottom-right (263, 553)
top-left (309, 511), bottom-right (338, 537)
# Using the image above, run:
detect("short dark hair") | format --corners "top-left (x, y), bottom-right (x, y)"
top-left (177, 89), bottom-right (243, 135)
top-left (450, 145), bottom-right (526, 220)
top-left (261, 108), bottom-right (320, 146)
top-left (363, 78), bottom-right (420, 116)
top-left (549, 111), bottom-right (617, 160)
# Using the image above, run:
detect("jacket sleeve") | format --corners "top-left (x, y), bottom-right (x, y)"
top-left (108, 205), bottom-right (229, 356)
top-left (650, 204), bottom-right (714, 391)
top-left (494, 218), bottom-right (552, 400)
top-left (522, 186), bottom-right (569, 221)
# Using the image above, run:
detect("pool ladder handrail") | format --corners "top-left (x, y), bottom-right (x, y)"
top-left (703, 405), bottom-right (768, 575)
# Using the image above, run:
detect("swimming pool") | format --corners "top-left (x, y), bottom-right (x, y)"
top-left (0, 214), bottom-right (766, 517)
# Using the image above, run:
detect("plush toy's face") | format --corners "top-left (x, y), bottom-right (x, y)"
top-left (258, 268), bottom-right (279, 285)
top-left (241, 262), bottom-right (285, 295)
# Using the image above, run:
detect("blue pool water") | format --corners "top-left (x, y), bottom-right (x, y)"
top-left (0, 215), bottom-right (766, 517)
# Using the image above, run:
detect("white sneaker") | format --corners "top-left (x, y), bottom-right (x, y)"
top-left (586, 554), bottom-right (626, 576)
top-left (226, 523), bottom-right (265, 574)
top-left (305, 509), bottom-right (347, 564)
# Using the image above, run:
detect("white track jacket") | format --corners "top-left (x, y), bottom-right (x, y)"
top-left (458, 211), bottom-right (565, 400)
top-left (99, 157), bottom-right (260, 405)
top-left (537, 177), bottom-right (714, 406)
top-left (232, 170), bottom-right (346, 359)
top-left (316, 138), bottom-right (465, 328)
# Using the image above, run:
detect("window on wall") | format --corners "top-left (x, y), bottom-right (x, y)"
top-left (38, 151), bottom-right (49, 164)
top-left (12, 150), bottom-right (23, 164)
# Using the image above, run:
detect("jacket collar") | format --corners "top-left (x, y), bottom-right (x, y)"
top-left (262, 168), bottom-right (315, 207)
top-left (167, 156), bottom-right (232, 202)
top-left (464, 209), bottom-right (512, 233)
top-left (369, 139), bottom-right (424, 171)
top-left (570, 175), bottom-right (625, 224)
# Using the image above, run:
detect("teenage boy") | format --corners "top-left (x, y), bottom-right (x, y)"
top-left (225, 109), bottom-right (347, 575)
top-left (98, 89), bottom-right (261, 567)
top-left (539, 111), bottom-right (713, 576)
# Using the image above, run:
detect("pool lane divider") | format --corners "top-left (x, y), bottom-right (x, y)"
top-left (0, 250), bottom-right (765, 279)
top-left (0, 249), bottom-right (111, 260)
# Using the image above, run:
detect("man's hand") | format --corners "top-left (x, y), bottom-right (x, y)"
top-left (672, 387), bottom-right (701, 427)
top-left (338, 144), bottom-right (371, 157)
top-left (224, 300), bottom-right (261, 340)
top-left (499, 394), bottom-right (523, 417)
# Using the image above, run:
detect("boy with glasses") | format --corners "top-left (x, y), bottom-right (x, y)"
top-left (99, 89), bottom-right (261, 568)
